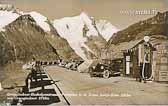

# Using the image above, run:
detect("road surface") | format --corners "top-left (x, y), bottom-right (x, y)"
top-left (46, 65), bottom-right (168, 105)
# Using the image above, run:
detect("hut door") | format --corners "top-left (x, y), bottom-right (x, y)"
top-left (126, 56), bottom-right (131, 75)
top-left (126, 62), bottom-right (130, 74)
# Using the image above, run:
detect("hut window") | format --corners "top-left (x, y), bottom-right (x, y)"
top-left (126, 56), bottom-right (130, 62)
top-left (160, 65), bottom-right (168, 71)
top-left (161, 57), bottom-right (168, 63)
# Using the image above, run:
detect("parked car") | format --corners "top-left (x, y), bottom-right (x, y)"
top-left (65, 62), bottom-right (73, 69)
top-left (70, 62), bottom-right (78, 71)
top-left (89, 62), bottom-right (121, 79)
top-left (58, 60), bottom-right (67, 67)
top-left (65, 60), bottom-right (84, 71)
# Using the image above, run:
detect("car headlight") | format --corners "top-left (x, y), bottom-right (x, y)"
top-left (101, 66), bottom-right (104, 69)
top-left (92, 66), bottom-right (96, 69)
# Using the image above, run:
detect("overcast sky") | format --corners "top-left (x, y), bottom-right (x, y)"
top-left (1, 0), bottom-right (168, 29)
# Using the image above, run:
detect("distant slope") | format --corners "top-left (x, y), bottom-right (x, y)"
top-left (108, 11), bottom-right (168, 45)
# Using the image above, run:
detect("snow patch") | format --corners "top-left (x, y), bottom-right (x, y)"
top-left (28, 11), bottom-right (50, 32)
top-left (0, 28), bottom-right (5, 32)
top-left (80, 12), bottom-right (98, 36)
top-left (96, 20), bottom-right (119, 41)
top-left (0, 10), bottom-right (19, 30)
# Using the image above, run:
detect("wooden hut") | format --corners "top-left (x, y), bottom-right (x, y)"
top-left (122, 39), bottom-right (155, 78)
top-left (122, 37), bottom-right (168, 82)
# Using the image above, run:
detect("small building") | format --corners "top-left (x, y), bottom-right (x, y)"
top-left (122, 39), bottom-right (155, 79)
top-left (122, 37), bottom-right (168, 82)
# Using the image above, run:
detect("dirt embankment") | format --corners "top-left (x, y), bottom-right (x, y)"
top-left (0, 62), bottom-right (29, 103)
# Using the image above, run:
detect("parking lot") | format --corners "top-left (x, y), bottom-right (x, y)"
top-left (46, 65), bottom-right (168, 105)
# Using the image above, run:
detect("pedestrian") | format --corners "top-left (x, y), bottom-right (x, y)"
top-left (30, 57), bottom-right (37, 82)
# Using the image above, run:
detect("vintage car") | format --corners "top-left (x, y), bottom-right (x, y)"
top-left (89, 61), bottom-right (121, 79)
top-left (65, 60), bottom-right (84, 71)
top-left (65, 62), bottom-right (73, 69)
top-left (58, 60), bottom-right (68, 67)
top-left (70, 60), bottom-right (84, 71)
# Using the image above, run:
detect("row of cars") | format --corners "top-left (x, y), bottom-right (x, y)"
top-left (57, 59), bottom-right (123, 79)
top-left (57, 59), bottom-right (84, 71)
top-left (23, 58), bottom-right (123, 79)
top-left (22, 59), bottom-right (83, 71)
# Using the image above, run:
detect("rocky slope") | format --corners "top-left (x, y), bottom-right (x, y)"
top-left (0, 14), bottom-right (59, 65)
top-left (0, 33), bottom-right (15, 65)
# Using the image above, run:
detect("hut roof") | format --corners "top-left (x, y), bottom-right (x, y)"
top-left (108, 39), bottom-right (143, 59)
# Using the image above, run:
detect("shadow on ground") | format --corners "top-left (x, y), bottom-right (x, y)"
top-left (11, 72), bottom-right (61, 105)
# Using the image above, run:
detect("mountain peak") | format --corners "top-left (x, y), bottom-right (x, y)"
top-left (80, 11), bottom-right (89, 17)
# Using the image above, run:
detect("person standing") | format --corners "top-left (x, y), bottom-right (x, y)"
top-left (30, 57), bottom-right (37, 82)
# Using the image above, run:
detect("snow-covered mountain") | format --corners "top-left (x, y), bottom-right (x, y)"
top-left (0, 4), bottom-right (81, 62)
top-left (53, 12), bottom-right (118, 60)
top-left (0, 4), bottom-right (119, 61)
top-left (53, 12), bottom-right (96, 60)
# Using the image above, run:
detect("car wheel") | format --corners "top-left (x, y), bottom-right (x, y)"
top-left (103, 70), bottom-right (110, 79)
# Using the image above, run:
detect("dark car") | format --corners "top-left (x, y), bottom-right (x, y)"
top-left (89, 62), bottom-right (121, 79)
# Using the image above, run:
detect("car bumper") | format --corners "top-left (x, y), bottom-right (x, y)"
top-left (90, 71), bottom-right (104, 75)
